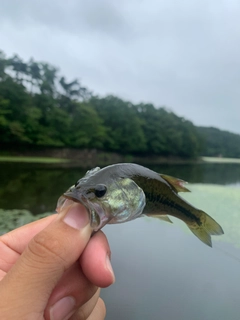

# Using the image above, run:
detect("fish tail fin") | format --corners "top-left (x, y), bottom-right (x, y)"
top-left (187, 210), bottom-right (224, 247)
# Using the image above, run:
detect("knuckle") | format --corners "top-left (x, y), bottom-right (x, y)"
top-left (28, 230), bottom-right (67, 265)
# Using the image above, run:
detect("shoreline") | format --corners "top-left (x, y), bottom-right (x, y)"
top-left (0, 149), bottom-right (239, 167)
top-left (0, 147), bottom-right (198, 167)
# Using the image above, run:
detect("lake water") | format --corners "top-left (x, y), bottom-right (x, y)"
top-left (1, 161), bottom-right (240, 320)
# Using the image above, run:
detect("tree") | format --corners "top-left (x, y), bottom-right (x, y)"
top-left (59, 77), bottom-right (81, 99)
top-left (90, 95), bottom-right (146, 153)
top-left (28, 59), bottom-right (41, 93)
top-left (0, 51), bottom-right (7, 80)
top-left (7, 54), bottom-right (28, 85)
top-left (0, 48), bottom-right (210, 158)
top-left (39, 63), bottom-right (58, 96)
top-left (69, 102), bottom-right (107, 148)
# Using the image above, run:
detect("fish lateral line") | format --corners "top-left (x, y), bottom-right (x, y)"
top-left (143, 191), bottom-right (202, 226)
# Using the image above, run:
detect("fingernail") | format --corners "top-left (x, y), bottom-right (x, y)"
top-left (50, 296), bottom-right (76, 320)
top-left (106, 254), bottom-right (115, 283)
top-left (63, 204), bottom-right (89, 230)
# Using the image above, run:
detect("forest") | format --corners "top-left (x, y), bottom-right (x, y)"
top-left (198, 127), bottom-right (240, 158)
top-left (0, 49), bottom-right (239, 159)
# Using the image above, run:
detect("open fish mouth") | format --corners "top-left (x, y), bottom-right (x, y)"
top-left (56, 186), bottom-right (86, 213)
top-left (57, 191), bottom-right (110, 231)
top-left (63, 189), bottom-right (82, 203)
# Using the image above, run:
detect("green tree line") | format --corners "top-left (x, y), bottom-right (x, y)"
top-left (197, 127), bottom-right (240, 158)
top-left (0, 49), bottom-right (239, 158)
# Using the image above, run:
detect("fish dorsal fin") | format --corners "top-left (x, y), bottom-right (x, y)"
top-left (147, 214), bottom-right (173, 224)
top-left (85, 167), bottom-right (101, 177)
top-left (160, 174), bottom-right (190, 193)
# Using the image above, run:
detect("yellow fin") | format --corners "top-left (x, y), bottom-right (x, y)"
top-left (203, 211), bottom-right (224, 236)
top-left (147, 214), bottom-right (173, 224)
top-left (160, 174), bottom-right (190, 193)
top-left (188, 210), bottom-right (224, 247)
top-left (188, 227), bottom-right (212, 247)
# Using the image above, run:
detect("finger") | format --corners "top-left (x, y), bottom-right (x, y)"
top-left (87, 298), bottom-right (106, 320)
top-left (46, 261), bottom-right (98, 315)
top-left (0, 269), bottom-right (6, 281)
top-left (1, 214), bottom-right (57, 254)
top-left (81, 231), bottom-right (115, 287)
top-left (45, 232), bottom-right (114, 312)
top-left (69, 288), bottom-right (100, 320)
top-left (0, 214), bottom-right (57, 273)
top-left (69, 290), bottom-right (106, 320)
top-left (0, 203), bottom-right (92, 318)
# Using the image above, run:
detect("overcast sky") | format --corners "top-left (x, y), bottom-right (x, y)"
top-left (1, 0), bottom-right (240, 133)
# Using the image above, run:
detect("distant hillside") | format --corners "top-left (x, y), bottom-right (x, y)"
top-left (197, 127), bottom-right (240, 158)
top-left (0, 49), bottom-right (202, 158)
top-left (0, 48), bottom-right (239, 160)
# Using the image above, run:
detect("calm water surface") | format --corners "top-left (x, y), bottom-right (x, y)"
top-left (0, 161), bottom-right (240, 320)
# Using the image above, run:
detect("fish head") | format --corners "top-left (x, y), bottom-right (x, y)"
top-left (57, 166), bottom-right (146, 231)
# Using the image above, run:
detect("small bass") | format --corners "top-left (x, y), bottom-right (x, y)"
top-left (57, 163), bottom-right (224, 247)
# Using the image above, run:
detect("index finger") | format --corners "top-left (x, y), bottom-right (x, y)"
top-left (0, 214), bottom-right (57, 275)
top-left (0, 214), bottom-right (57, 254)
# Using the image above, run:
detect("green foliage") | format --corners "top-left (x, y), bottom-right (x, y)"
top-left (69, 102), bottom-right (106, 148)
top-left (0, 209), bottom-right (34, 234)
top-left (0, 209), bottom-right (52, 235)
top-left (1, 48), bottom-right (231, 159)
top-left (90, 96), bottom-right (147, 153)
top-left (197, 127), bottom-right (240, 158)
top-left (135, 104), bottom-right (202, 157)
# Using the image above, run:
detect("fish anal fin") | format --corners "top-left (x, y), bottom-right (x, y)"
top-left (160, 174), bottom-right (190, 193)
top-left (147, 214), bottom-right (173, 224)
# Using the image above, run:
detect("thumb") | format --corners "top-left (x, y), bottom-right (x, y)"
top-left (0, 203), bottom-right (92, 316)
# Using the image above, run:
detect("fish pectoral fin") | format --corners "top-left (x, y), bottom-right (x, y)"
top-left (147, 214), bottom-right (173, 224)
top-left (160, 174), bottom-right (190, 193)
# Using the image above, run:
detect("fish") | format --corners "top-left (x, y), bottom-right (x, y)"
top-left (57, 163), bottom-right (224, 247)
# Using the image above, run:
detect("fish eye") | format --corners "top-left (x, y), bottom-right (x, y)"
top-left (94, 184), bottom-right (107, 198)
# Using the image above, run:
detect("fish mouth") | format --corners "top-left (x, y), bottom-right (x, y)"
top-left (56, 189), bottom-right (86, 214)
top-left (63, 189), bottom-right (83, 203)
top-left (59, 190), bottom-right (109, 231)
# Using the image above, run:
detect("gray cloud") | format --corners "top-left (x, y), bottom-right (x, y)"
top-left (1, 0), bottom-right (240, 133)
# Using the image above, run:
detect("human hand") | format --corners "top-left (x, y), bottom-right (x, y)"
top-left (0, 203), bottom-right (115, 320)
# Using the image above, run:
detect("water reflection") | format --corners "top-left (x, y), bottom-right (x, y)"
top-left (0, 162), bottom-right (86, 214)
top-left (0, 161), bottom-right (240, 319)
top-left (101, 219), bottom-right (240, 320)
top-left (0, 162), bottom-right (240, 214)
top-left (150, 163), bottom-right (240, 185)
